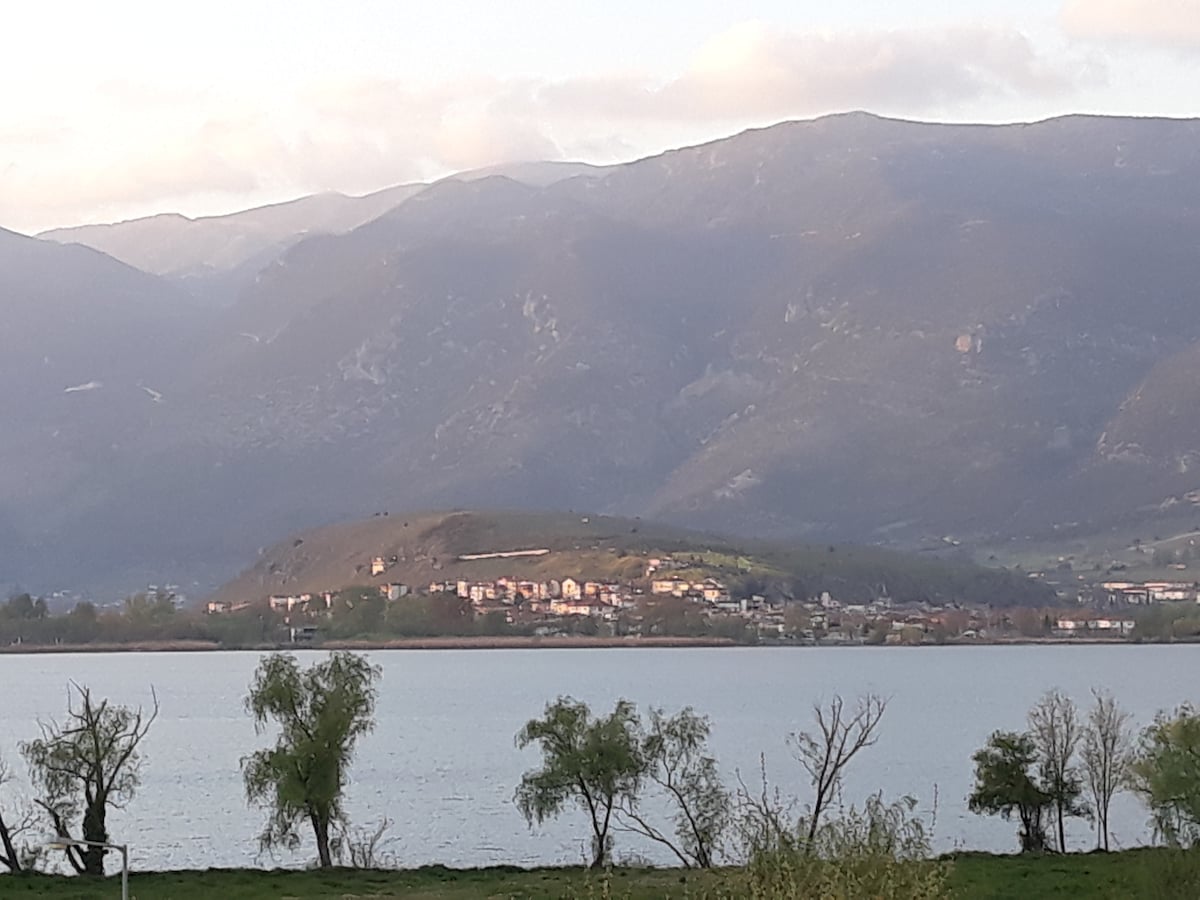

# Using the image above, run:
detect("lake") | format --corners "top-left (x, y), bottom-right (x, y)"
top-left (0, 645), bottom-right (1195, 872)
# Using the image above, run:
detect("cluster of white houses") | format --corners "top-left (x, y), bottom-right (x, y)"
top-left (230, 576), bottom-right (904, 628)
top-left (1096, 580), bottom-right (1199, 604)
top-left (208, 570), bottom-right (739, 622)
top-left (199, 559), bottom-right (1200, 644)
top-left (426, 574), bottom-right (735, 620)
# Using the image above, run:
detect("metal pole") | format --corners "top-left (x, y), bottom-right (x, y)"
top-left (43, 837), bottom-right (129, 900)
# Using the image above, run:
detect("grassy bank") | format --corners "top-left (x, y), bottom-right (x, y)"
top-left (4, 851), bottom-right (1200, 899)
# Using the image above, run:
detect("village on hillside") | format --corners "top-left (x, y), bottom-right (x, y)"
top-left (204, 546), bottom-right (1200, 645)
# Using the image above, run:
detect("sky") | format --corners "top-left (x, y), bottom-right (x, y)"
top-left (2, 0), bottom-right (1198, 234)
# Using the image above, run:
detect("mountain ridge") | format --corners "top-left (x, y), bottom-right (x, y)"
top-left (6, 112), bottom-right (1200, 597)
top-left (37, 161), bottom-right (610, 281)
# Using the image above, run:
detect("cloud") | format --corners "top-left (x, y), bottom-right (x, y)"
top-left (301, 76), bottom-right (562, 177)
top-left (1, 20), bottom-right (1095, 232)
top-left (536, 22), bottom-right (1092, 123)
top-left (1061, 0), bottom-right (1200, 51)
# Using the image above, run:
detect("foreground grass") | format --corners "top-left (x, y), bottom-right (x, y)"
top-left (3, 850), bottom-right (1200, 899)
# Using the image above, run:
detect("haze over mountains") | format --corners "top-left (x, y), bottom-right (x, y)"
top-left (39, 162), bottom-right (606, 297)
top-left (7, 112), bottom-right (1200, 597)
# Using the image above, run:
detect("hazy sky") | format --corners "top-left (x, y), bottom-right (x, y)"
top-left (3, 0), bottom-right (1198, 233)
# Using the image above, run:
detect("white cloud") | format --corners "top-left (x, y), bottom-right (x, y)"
top-left (0, 20), bottom-right (1098, 232)
top-left (534, 22), bottom-right (1090, 124)
top-left (1061, 0), bottom-right (1200, 51)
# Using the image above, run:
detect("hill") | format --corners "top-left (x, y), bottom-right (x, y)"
top-left (208, 510), bottom-right (1054, 609)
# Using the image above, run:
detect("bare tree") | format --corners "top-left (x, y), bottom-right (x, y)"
top-left (789, 694), bottom-right (888, 846)
top-left (20, 683), bottom-right (158, 876)
top-left (1081, 689), bottom-right (1134, 851)
top-left (731, 756), bottom-right (799, 860)
top-left (615, 706), bottom-right (730, 868)
top-left (1028, 690), bottom-right (1089, 852)
top-left (0, 757), bottom-right (36, 874)
top-left (335, 816), bottom-right (399, 869)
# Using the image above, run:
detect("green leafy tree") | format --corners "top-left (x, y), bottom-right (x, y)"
top-left (329, 587), bottom-right (386, 638)
top-left (616, 706), bottom-right (730, 868)
top-left (639, 596), bottom-right (706, 637)
top-left (122, 589), bottom-right (176, 623)
top-left (61, 602), bottom-right (100, 644)
top-left (478, 610), bottom-right (510, 636)
top-left (0, 593), bottom-right (50, 645)
top-left (428, 594), bottom-right (473, 634)
top-left (1132, 704), bottom-right (1200, 847)
top-left (242, 652), bottom-right (381, 867)
top-left (968, 730), bottom-right (1052, 853)
top-left (514, 697), bottom-right (645, 868)
top-left (118, 590), bottom-right (178, 640)
top-left (20, 683), bottom-right (157, 875)
top-left (1, 593), bottom-right (47, 621)
top-left (383, 597), bottom-right (436, 636)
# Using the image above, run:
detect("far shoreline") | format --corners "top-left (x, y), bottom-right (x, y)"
top-left (0, 634), bottom-right (1194, 655)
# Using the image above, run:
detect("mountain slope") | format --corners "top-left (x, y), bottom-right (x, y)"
top-left (0, 229), bottom-right (212, 589)
top-left (7, 113), bottom-right (1200, 596)
top-left (185, 114), bottom-right (1200, 541)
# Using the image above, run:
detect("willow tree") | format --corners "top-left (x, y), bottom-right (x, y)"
top-left (20, 684), bottom-right (157, 875)
top-left (515, 697), bottom-right (644, 868)
top-left (615, 706), bottom-right (730, 868)
top-left (242, 652), bottom-right (381, 867)
top-left (1132, 704), bottom-right (1200, 847)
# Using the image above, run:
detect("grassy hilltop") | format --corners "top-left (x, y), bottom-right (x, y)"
top-left (208, 509), bottom-right (1053, 608)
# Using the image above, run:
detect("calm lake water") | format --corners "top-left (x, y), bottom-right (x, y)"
top-left (0, 646), bottom-right (1196, 872)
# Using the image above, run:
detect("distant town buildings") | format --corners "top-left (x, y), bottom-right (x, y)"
top-left (1099, 580), bottom-right (1196, 604)
top-left (203, 548), bottom-right (1200, 647)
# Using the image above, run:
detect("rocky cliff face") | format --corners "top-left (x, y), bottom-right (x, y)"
top-left (7, 113), bottom-right (1200, 595)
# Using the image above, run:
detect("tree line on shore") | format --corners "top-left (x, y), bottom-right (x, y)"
top-left (10, 586), bottom-right (1200, 653)
top-left (2, 652), bottom-right (1200, 897)
top-left (0, 588), bottom-right (761, 647)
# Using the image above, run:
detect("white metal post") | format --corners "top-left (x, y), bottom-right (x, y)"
top-left (43, 837), bottom-right (129, 900)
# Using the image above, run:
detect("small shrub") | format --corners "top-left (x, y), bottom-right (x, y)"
top-left (1135, 847), bottom-right (1200, 900)
top-left (334, 816), bottom-right (398, 869)
top-left (721, 793), bottom-right (953, 900)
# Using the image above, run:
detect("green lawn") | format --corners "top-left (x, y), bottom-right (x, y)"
top-left (3, 852), bottom-right (1200, 899)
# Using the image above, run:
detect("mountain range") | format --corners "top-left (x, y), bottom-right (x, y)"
top-left (6, 112), bottom-right (1200, 598)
